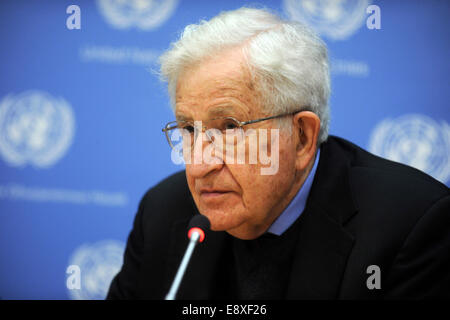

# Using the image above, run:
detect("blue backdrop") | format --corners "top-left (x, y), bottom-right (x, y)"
top-left (0, 0), bottom-right (448, 299)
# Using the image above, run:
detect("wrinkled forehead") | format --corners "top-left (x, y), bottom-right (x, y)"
top-left (174, 50), bottom-right (262, 120)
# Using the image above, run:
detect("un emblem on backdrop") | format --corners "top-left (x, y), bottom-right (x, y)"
top-left (67, 240), bottom-right (125, 300)
top-left (0, 91), bottom-right (75, 168)
top-left (369, 114), bottom-right (450, 184)
top-left (283, 0), bottom-right (371, 40)
top-left (97, 0), bottom-right (178, 31)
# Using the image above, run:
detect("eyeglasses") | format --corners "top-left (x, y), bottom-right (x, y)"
top-left (162, 110), bottom-right (305, 151)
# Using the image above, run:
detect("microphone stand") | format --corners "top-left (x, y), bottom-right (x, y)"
top-left (165, 231), bottom-right (200, 300)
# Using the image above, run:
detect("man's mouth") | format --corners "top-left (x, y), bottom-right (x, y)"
top-left (199, 188), bottom-right (233, 199)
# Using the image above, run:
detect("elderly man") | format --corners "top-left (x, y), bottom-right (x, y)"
top-left (107, 7), bottom-right (449, 299)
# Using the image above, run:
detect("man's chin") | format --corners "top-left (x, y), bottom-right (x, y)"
top-left (200, 211), bottom-right (263, 240)
top-left (201, 210), bottom-right (244, 233)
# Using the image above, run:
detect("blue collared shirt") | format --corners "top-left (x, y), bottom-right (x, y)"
top-left (267, 149), bottom-right (321, 236)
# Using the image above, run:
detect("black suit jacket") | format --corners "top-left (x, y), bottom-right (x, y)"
top-left (107, 136), bottom-right (450, 299)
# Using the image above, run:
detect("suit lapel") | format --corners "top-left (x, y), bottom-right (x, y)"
top-left (286, 137), bottom-right (358, 299)
top-left (286, 203), bottom-right (355, 299)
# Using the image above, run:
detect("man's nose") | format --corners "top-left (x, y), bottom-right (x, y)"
top-left (186, 130), bottom-right (223, 178)
top-left (186, 160), bottom-right (223, 179)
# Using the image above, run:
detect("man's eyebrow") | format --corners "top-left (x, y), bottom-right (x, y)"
top-left (175, 106), bottom-right (239, 121)
top-left (207, 106), bottom-right (236, 118)
top-left (175, 113), bottom-right (191, 121)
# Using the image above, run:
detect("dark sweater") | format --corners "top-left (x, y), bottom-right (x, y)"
top-left (216, 214), bottom-right (305, 300)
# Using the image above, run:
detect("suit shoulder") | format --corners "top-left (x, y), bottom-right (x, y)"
top-left (326, 137), bottom-right (449, 218)
top-left (328, 136), bottom-right (449, 197)
top-left (139, 170), bottom-right (194, 227)
top-left (142, 170), bottom-right (189, 202)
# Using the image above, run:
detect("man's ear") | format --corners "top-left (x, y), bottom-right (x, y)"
top-left (293, 111), bottom-right (320, 171)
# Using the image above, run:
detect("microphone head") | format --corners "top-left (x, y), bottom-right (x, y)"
top-left (187, 214), bottom-right (210, 243)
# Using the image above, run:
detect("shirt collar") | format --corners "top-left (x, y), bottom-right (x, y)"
top-left (266, 149), bottom-right (321, 236)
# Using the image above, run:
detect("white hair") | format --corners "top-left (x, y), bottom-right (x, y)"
top-left (159, 7), bottom-right (330, 145)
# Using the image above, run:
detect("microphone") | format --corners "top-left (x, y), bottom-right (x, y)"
top-left (165, 214), bottom-right (210, 300)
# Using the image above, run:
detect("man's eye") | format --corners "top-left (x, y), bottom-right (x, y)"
top-left (223, 120), bottom-right (239, 130)
top-left (180, 125), bottom-right (194, 133)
